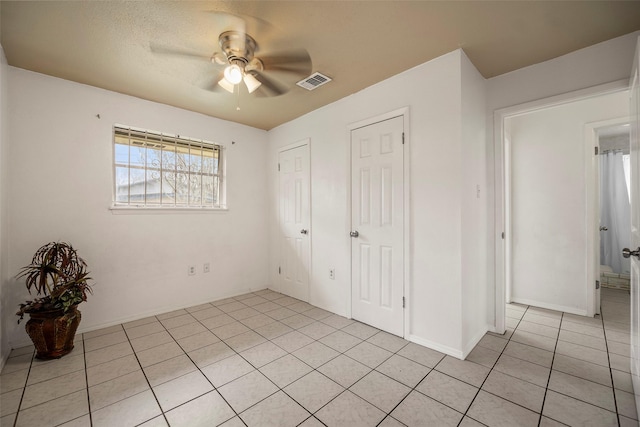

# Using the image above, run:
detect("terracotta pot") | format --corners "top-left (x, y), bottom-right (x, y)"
top-left (25, 306), bottom-right (81, 359)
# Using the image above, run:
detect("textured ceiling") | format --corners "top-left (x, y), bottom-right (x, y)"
top-left (2, 1), bottom-right (640, 130)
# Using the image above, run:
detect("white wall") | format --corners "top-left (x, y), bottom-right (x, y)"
top-left (508, 91), bottom-right (628, 314)
top-left (0, 45), bottom-right (9, 368)
top-left (460, 52), bottom-right (489, 353)
top-left (5, 68), bottom-right (270, 348)
top-left (268, 50), bottom-right (489, 358)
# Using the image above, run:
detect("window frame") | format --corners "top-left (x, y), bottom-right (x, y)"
top-left (111, 125), bottom-right (227, 212)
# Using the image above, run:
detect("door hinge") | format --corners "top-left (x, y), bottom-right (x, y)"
top-left (402, 132), bottom-right (405, 145)
top-left (501, 232), bottom-right (505, 239)
top-left (596, 280), bottom-right (600, 290)
top-left (595, 147), bottom-right (599, 155)
top-left (278, 163), bottom-right (280, 171)
top-left (278, 266), bottom-right (281, 274)
top-left (402, 297), bottom-right (405, 308)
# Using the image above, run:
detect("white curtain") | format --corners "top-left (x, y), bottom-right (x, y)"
top-left (600, 151), bottom-right (631, 274)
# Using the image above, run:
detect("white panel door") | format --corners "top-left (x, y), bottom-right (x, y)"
top-left (628, 37), bottom-right (640, 413)
top-left (279, 144), bottom-right (310, 302)
top-left (351, 116), bottom-right (404, 336)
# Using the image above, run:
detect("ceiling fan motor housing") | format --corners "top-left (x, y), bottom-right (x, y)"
top-left (219, 31), bottom-right (257, 66)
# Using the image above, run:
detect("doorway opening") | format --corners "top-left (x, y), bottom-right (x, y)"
top-left (494, 80), bottom-right (630, 334)
top-left (597, 122), bottom-right (632, 293)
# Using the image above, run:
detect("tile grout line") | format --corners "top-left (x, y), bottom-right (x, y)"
top-left (457, 304), bottom-right (531, 427)
top-left (545, 342), bottom-right (625, 404)
top-left (182, 292), bottom-right (306, 424)
top-left (11, 346), bottom-right (35, 427)
top-left (512, 306), bottom-right (624, 424)
top-left (600, 301), bottom-right (623, 427)
top-left (536, 310), bottom-right (562, 427)
top-left (172, 300), bottom-right (274, 417)
top-left (148, 291), bottom-right (337, 425)
top-left (81, 333), bottom-right (93, 427)
top-left (233, 316), bottom-right (367, 425)
top-left (213, 305), bottom-right (410, 425)
top-left (120, 322), bottom-right (172, 427)
top-left (370, 349), bottom-right (436, 426)
top-left (290, 335), bottom-right (410, 426)
top-left (215, 293), bottom-right (346, 424)
top-left (159, 300), bottom-right (253, 426)
top-left (491, 309), bottom-right (593, 414)
top-left (10, 339), bottom-right (89, 427)
top-left (267, 319), bottom-right (409, 424)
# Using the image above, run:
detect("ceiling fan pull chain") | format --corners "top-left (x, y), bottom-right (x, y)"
top-left (236, 85), bottom-right (241, 111)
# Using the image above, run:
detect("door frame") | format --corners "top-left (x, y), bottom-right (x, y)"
top-left (493, 80), bottom-right (628, 333)
top-left (346, 107), bottom-right (411, 338)
top-left (585, 116), bottom-right (631, 316)
top-left (277, 139), bottom-right (311, 301)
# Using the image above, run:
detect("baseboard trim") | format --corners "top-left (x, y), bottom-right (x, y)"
top-left (408, 334), bottom-right (464, 360)
top-left (461, 327), bottom-right (489, 359)
top-left (510, 297), bottom-right (588, 316)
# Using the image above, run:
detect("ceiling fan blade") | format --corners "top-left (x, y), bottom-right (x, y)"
top-left (251, 71), bottom-right (289, 97)
top-left (258, 49), bottom-right (312, 78)
top-left (149, 42), bottom-right (218, 63)
top-left (201, 71), bottom-right (228, 93)
top-left (263, 64), bottom-right (313, 76)
top-left (203, 78), bottom-right (226, 94)
top-left (205, 11), bottom-right (273, 38)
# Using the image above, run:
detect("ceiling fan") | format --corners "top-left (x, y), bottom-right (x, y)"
top-left (151, 21), bottom-right (312, 97)
top-left (215, 31), bottom-right (264, 93)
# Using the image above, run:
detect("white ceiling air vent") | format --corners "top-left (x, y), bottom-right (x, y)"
top-left (297, 72), bottom-right (332, 91)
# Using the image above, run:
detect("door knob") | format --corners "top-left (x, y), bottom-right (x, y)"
top-left (622, 247), bottom-right (640, 259)
top-left (300, 229), bottom-right (308, 235)
top-left (350, 231), bottom-right (359, 238)
top-left (600, 226), bottom-right (608, 231)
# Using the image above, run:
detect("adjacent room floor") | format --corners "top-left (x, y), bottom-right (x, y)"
top-left (0, 288), bottom-right (637, 426)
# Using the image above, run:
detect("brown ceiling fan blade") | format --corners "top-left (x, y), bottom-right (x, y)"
top-left (264, 64), bottom-right (313, 76)
top-left (251, 71), bottom-right (289, 97)
top-left (258, 49), bottom-right (312, 77)
top-left (201, 72), bottom-right (227, 93)
top-left (204, 11), bottom-right (273, 38)
top-left (149, 43), bottom-right (217, 63)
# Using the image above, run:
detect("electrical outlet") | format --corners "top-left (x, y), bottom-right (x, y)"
top-left (188, 265), bottom-right (196, 276)
top-left (203, 263), bottom-right (210, 273)
top-left (329, 268), bottom-right (335, 280)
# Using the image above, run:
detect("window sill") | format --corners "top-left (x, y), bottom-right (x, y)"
top-left (109, 205), bottom-right (228, 215)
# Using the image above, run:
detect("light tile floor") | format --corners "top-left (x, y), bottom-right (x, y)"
top-left (1, 288), bottom-right (638, 426)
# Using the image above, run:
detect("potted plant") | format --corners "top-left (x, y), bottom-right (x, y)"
top-left (16, 242), bottom-right (92, 359)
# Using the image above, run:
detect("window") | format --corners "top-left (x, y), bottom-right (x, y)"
top-left (113, 125), bottom-right (225, 209)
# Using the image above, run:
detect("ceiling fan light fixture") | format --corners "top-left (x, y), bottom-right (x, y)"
top-left (218, 78), bottom-right (235, 93)
top-left (224, 64), bottom-right (243, 85)
top-left (243, 73), bottom-right (262, 94)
